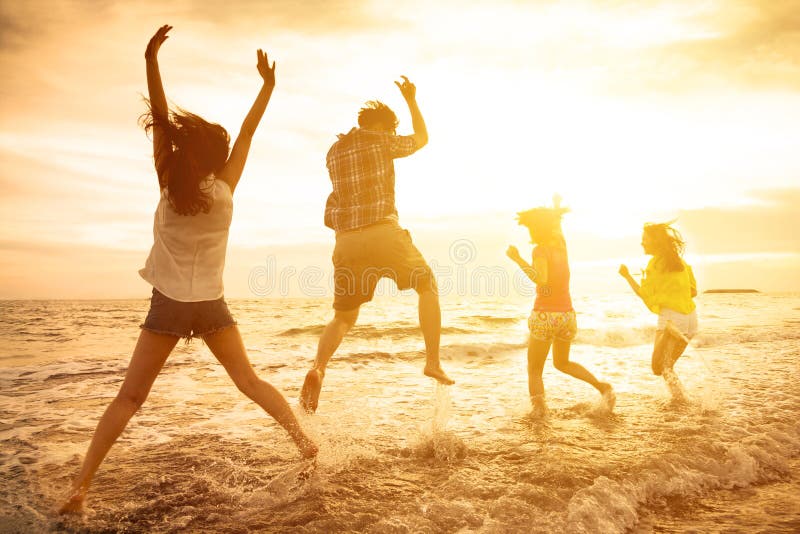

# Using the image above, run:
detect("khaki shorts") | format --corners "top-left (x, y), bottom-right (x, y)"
top-left (332, 220), bottom-right (435, 310)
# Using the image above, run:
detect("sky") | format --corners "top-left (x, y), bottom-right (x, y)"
top-left (1, 0), bottom-right (799, 299)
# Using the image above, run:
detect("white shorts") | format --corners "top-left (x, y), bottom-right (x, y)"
top-left (657, 308), bottom-right (698, 339)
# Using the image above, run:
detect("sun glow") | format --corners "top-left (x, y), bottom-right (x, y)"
top-left (2, 0), bottom-right (800, 298)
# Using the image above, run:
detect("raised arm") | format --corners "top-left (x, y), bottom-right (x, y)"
top-left (145, 25), bottom-right (173, 187)
top-left (395, 76), bottom-right (428, 149)
top-left (217, 49), bottom-right (275, 194)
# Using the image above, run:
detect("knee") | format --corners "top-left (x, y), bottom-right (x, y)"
top-left (115, 390), bottom-right (148, 412)
top-left (334, 309), bottom-right (358, 329)
top-left (235, 374), bottom-right (263, 399)
top-left (651, 360), bottom-right (663, 376)
top-left (527, 358), bottom-right (545, 373)
top-left (553, 359), bottom-right (569, 372)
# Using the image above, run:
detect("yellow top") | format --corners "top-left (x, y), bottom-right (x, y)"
top-left (640, 257), bottom-right (696, 315)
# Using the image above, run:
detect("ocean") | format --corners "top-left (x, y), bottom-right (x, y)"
top-left (1, 292), bottom-right (799, 533)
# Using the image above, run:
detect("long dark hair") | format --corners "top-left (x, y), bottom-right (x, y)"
top-left (644, 222), bottom-right (686, 272)
top-left (141, 102), bottom-right (230, 215)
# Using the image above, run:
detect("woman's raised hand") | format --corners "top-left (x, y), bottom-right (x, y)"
top-left (506, 245), bottom-right (521, 261)
top-left (618, 264), bottom-right (630, 278)
top-left (145, 25), bottom-right (172, 61)
top-left (257, 49), bottom-right (276, 89)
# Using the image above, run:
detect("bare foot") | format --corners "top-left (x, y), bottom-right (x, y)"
top-left (530, 394), bottom-right (548, 418)
top-left (297, 457), bottom-right (318, 482)
top-left (599, 382), bottom-right (616, 412)
top-left (299, 437), bottom-right (319, 460)
top-left (58, 488), bottom-right (85, 515)
top-left (423, 365), bottom-right (454, 385)
top-left (300, 368), bottom-right (323, 414)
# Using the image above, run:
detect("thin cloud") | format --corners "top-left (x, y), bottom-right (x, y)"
top-left (626, 0), bottom-right (800, 92)
top-left (678, 188), bottom-right (800, 254)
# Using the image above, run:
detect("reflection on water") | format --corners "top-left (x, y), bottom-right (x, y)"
top-left (0, 293), bottom-right (798, 532)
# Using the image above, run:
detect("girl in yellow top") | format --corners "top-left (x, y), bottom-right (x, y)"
top-left (619, 223), bottom-right (698, 381)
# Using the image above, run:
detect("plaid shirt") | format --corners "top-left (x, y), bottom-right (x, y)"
top-left (324, 128), bottom-right (418, 232)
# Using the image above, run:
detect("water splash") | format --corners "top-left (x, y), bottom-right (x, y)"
top-left (244, 459), bottom-right (316, 510)
top-left (411, 383), bottom-right (466, 462)
top-left (662, 368), bottom-right (688, 404)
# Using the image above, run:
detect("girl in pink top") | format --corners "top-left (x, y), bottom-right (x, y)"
top-left (507, 202), bottom-right (615, 415)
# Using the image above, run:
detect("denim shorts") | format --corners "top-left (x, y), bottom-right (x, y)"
top-left (140, 288), bottom-right (236, 340)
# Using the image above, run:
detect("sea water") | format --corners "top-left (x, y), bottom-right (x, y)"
top-left (1, 293), bottom-right (798, 532)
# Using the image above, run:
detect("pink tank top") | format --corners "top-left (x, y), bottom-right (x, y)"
top-left (533, 245), bottom-right (573, 312)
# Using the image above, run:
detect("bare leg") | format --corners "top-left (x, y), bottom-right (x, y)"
top-left (650, 330), bottom-right (682, 376)
top-left (60, 330), bottom-right (178, 514)
top-left (418, 289), bottom-right (454, 385)
top-left (662, 324), bottom-right (689, 372)
top-left (552, 339), bottom-right (612, 394)
top-left (552, 339), bottom-right (615, 411)
top-left (203, 325), bottom-right (317, 458)
top-left (659, 326), bottom-right (689, 401)
top-left (300, 307), bottom-right (359, 413)
top-left (527, 339), bottom-right (550, 413)
top-left (527, 339), bottom-right (549, 398)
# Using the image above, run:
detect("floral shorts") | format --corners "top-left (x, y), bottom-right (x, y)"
top-left (528, 310), bottom-right (577, 342)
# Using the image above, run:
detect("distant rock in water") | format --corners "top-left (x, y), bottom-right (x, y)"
top-left (703, 289), bottom-right (760, 294)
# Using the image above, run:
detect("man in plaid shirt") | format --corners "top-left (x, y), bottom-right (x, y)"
top-left (300, 76), bottom-right (454, 414)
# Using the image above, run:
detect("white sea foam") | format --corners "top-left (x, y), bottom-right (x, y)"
top-left (566, 424), bottom-right (799, 533)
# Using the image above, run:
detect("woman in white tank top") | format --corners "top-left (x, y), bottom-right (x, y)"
top-left (60, 25), bottom-right (317, 514)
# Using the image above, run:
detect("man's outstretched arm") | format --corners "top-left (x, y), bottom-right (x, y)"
top-left (395, 75), bottom-right (428, 149)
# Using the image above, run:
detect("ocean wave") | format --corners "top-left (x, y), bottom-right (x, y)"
top-left (462, 315), bottom-right (521, 325)
top-left (336, 341), bottom-right (526, 365)
top-left (574, 325), bottom-right (655, 348)
top-left (279, 324), bottom-right (473, 338)
top-left (694, 326), bottom-right (800, 348)
top-left (565, 424), bottom-right (800, 533)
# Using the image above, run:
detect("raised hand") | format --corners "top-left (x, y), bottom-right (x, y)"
top-left (506, 245), bottom-right (521, 261)
top-left (145, 25), bottom-right (172, 61)
top-left (394, 75), bottom-right (416, 101)
top-left (257, 49), bottom-right (276, 90)
top-left (618, 264), bottom-right (630, 278)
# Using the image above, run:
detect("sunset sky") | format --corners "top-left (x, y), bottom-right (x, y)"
top-left (1, 0), bottom-right (799, 299)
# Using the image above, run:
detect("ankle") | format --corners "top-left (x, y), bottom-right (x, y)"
top-left (424, 358), bottom-right (441, 369)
